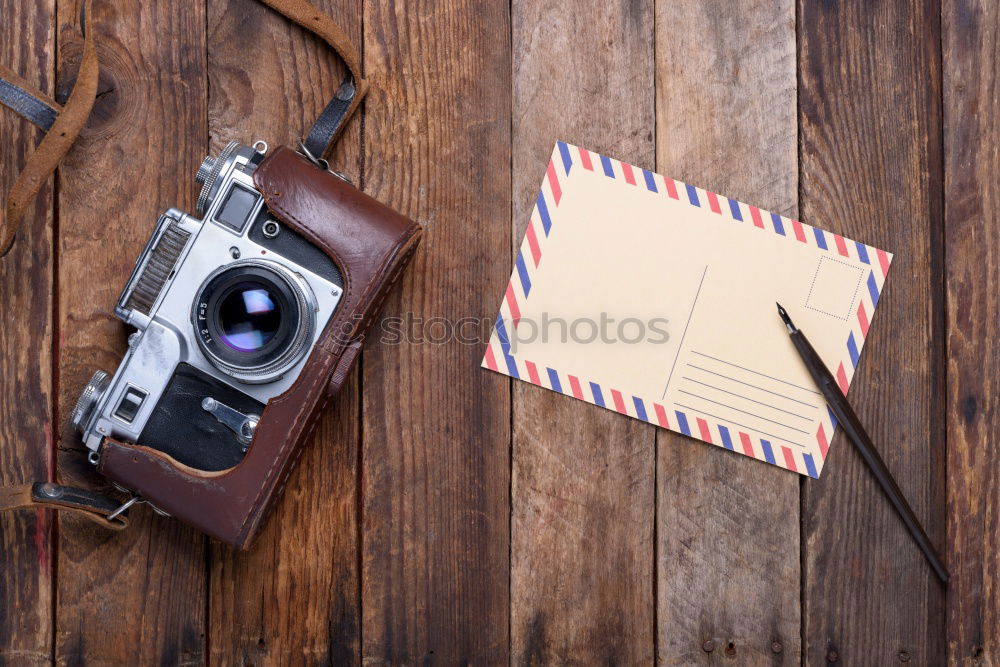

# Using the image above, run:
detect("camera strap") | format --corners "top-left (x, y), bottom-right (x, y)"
top-left (259, 0), bottom-right (369, 159)
top-left (0, 0), bottom-right (98, 258)
top-left (0, 483), bottom-right (128, 530)
top-left (0, 0), bottom-right (368, 528)
top-left (0, 0), bottom-right (367, 259)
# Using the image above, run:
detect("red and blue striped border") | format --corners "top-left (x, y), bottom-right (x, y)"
top-left (482, 141), bottom-right (892, 478)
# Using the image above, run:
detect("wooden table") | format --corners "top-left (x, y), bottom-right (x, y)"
top-left (1, 0), bottom-right (996, 664)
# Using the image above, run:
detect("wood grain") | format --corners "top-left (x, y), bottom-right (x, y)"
top-left (943, 0), bottom-right (1000, 663)
top-left (508, 1), bottom-right (656, 663)
top-left (2, 1), bottom-right (999, 663)
top-left (654, 2), bottom-right (801, 664)
top-left (204, 0), bottom-right (363, 663)
top-left (360, 0), bottom-right (512, 662)
top-left (0, 1), bottom-right (55, 664)
top-left (53, 0), bottom-right (208, 663)
top-left (798, 0), bottom-right (947, 663)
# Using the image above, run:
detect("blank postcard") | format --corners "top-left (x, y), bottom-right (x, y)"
top-left (482, 142), bottom-right (893, 477)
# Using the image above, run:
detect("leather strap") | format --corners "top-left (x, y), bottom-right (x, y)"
top-left (0, 0), bottom-right (98, 258)
top-left (0, 1), bottom-right (115, 530)
top-left (258, 0), bottom-right (369, 158)
top-left (302, 78), bottom-right (359, 160)
top-left (0, 0), bottom-right (366, 259)
top-left (0, 483), bottom-right (129, 530)
top-left (0, 72), bottom-right (60, 130)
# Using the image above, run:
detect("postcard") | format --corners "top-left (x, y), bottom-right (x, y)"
top-left (482, 142), bottom-right (893, 477)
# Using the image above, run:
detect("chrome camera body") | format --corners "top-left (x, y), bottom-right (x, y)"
top-left (72, 141), bottom-right (344, 472)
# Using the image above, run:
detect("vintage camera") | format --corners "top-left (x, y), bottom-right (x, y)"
top-left (71, 141), bottom-right (345, 473)
top-left (0, 5), bottom-right (422, 548)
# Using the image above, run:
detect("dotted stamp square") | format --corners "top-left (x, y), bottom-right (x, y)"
top-left (805, 256), bottom-right (864, 321)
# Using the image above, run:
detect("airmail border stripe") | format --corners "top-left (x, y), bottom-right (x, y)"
top-left (481, 352), bottom-right (823, 479)
top-left (483, 347), bottom-right (825, 478)
top-left (494, 142), bottom-right (573, 348)
top-left (564, 144), bottom-right (891, 285)
top-left (483, 142), bottom-right (892, 478)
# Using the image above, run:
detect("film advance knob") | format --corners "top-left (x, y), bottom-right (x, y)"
top-left (195, 156), bottom-right (216, 184)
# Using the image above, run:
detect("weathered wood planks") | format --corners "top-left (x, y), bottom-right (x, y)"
top-left (799, 0), bottom-right (947, 663)
top-left (654, 1), bottom-right (802, 663)
top-left (0, 1), bottom-right (56, 663)
top-left (53, 0), bottom-right (209, 663)
top-left (359, 0), bottom-right (512, 662)
top-left (508, 1), bottom-right (657, 663)
top-left (3, 0), bottom-right (999, 663)
top-left (943, 0), bottom-right (1000, 663)
top-left (204, 0), bottom-right (363, 663)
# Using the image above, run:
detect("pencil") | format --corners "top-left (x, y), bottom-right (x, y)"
top-left (776, 302), bottom-right (949, 585)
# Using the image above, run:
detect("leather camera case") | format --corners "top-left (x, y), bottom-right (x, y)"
top-left (95, 146), bottom-right (422, 548)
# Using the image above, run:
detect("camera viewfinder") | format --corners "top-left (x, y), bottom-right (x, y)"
top-left (216, 183), bottom-right (260, 233)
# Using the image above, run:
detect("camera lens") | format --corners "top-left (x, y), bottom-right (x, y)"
top-left (193, 260), bottom-right (316, 383)
top-left (217, 282), bottom-right (281, 352)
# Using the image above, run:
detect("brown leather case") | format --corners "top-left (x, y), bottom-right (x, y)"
top-left (95, 147), bottom-right (422, 548)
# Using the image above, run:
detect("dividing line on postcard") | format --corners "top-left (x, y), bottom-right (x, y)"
top-left (662, 265), bottom-right (709, 399)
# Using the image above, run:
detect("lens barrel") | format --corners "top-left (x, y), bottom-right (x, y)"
top-left (192, 260), bottom-right (315, 384)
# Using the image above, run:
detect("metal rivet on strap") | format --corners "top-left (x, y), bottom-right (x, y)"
top-left (38, 483), bottom-right (64, 499)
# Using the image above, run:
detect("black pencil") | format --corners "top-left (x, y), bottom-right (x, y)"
top-left (776, 302), bottom-right (949, 585)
